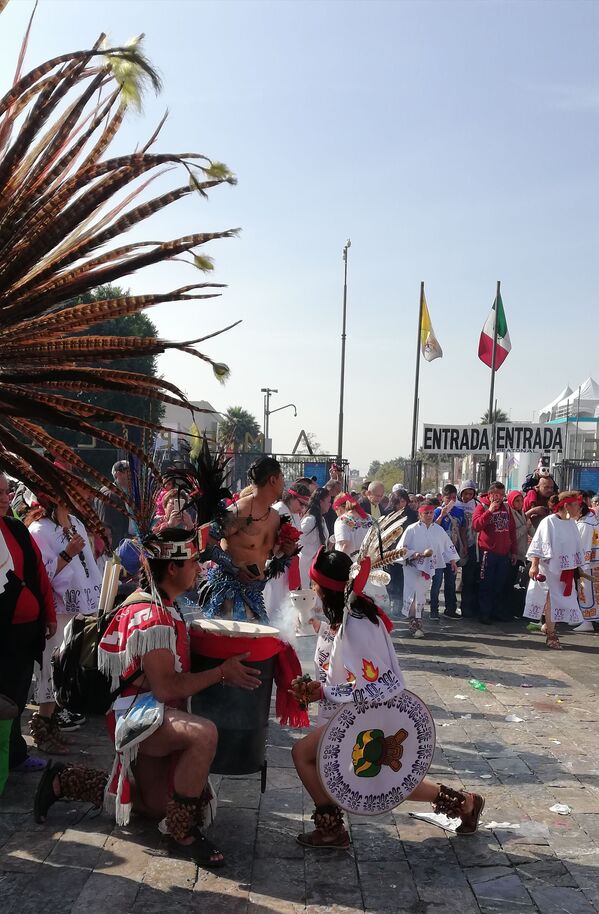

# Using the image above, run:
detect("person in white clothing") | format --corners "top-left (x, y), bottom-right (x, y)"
top-left (333, 492), bottom-right (373, 558)
top-left (524, 491), bottom-right (584, 649)
top-left (399, 499), bottom-right (459, 638)
top-left (290, 547), bottom-right (485, 849)
top-left (263, 484), bottom-right (310, 620)
top-left (299, 487), bottom-right (331, 589)
top-left (574, 499), bottom-right (599, 632)
top-left (26, 494), bottom-right (102, 743)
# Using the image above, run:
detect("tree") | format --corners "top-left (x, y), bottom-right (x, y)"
top-left (305, 432), bottom-right (324, 455)
top-left (367, 460), bottom-right (381, 478)
top-left (480, 407), bottom-right (509, 424)
top-left (219, 407), bottom-right (261, 449)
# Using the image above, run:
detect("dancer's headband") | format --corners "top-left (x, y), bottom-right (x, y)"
top-left (552, 495), bottom-right (582, 513)
top-left (309, 547), bottom-right (346, 592)
top-left (288, 488), bottom-right (309, 505)
top-left (145, 532), bottom-right (201, 561)
top-left (333, 493), bottom-right (368, 519)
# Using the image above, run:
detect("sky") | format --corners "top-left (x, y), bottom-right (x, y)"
top-left (2, 0), bottom-right (599, 474)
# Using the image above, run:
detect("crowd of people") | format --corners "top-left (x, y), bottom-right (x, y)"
top-left (343, 471), bottom-right (599, 647)
top-left (1, 452), bottom-right (597, 868)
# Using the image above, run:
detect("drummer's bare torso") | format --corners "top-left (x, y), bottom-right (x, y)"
top-left (222, 494), bottom-right (280, 581)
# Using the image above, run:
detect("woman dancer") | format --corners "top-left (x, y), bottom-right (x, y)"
top-left (299, 487), bottom-right (331, 588)
top-left (524, 491), bottom-right (585, 649)
top-left (263, 484), bottom-right (310, 618)
top-left (290, 548), bottom-right (484, 848)
top-left (333, 492), bottom-right (373, 558)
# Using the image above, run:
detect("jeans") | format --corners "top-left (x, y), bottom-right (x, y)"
top-left (460, 544), bottom-right (480, 617)
top-left (478, 551), bottom-right (511, 622)
top-left (430, 563), bottom-right (457, 615)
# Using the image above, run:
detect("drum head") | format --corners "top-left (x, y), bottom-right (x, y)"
top-left (317, 690), bottom-right (435, 815)
top-left (191, 618), bottom-right (280, 638)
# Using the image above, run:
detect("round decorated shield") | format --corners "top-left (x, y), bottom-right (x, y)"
top-left (317, 690), bottom-right (436, 815)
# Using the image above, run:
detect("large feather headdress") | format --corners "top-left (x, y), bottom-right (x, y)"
top-left (0, 12), bottom-right (239, 532)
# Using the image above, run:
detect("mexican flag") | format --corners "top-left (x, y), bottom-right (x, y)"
top-left (478, 291), bottom-right (511, 370)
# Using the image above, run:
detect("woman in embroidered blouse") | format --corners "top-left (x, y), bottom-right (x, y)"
top-left (333, 493), bottom-right (373, 558)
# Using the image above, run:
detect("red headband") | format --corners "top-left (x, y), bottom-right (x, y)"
top-left (333, 493), bottom-right (368, 519)
top-left (309, 547), bottom-right (346, 592)
top-left (418, 504), bottom-right (435, 513)
top-left (552, 495), bottom-right (582, 513)
top-left (288, 488), bottom-right (309, 504)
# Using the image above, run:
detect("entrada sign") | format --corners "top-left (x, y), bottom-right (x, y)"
top-left (422, 424), bottom-right (564, 454)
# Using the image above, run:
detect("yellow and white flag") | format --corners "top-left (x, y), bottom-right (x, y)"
top-left (420, 291), bottom-right (443, 362)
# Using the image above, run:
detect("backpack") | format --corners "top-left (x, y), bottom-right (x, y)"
top-left (52, 593), bottom-right (143, 715)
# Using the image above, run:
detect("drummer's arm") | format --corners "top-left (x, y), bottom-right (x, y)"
top-left (142, 649), bottom-right (261, 701)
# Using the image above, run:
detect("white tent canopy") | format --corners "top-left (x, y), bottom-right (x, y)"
top-left (539, 385), bottom-right (573, 420)
top-left (557, 377), bottom-right (599, 418)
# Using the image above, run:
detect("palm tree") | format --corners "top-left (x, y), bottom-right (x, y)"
top-left (218, 407), bottom-right (260, 449)
top-left (480, 407), bottom-right (509, 424)
top-left (0, 23), bottom-right (238, 527)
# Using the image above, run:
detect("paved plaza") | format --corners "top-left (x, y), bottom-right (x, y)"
top-left (2, 618), bottom-right (599, 914)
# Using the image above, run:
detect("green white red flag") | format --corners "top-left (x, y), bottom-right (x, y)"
top-left (478, 291), bottom-right (511, 370)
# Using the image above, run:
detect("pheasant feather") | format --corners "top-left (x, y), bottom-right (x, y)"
top-left (0, 17), bottom-right (239, 521)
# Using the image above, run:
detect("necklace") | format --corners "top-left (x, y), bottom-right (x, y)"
top-left (246, 496), bottom-right (271, 527)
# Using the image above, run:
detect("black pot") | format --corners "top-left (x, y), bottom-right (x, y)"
top-left (190, 654), bottom-right (275, 776)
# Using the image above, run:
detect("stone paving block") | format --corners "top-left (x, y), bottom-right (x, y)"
top-left (0, 827), bottom-right (59, 871)
top-left (306, 853), bottom-right (362, 908)
top-left (266, 745), bottom-right (295, 768)
top-left (451, 833), bottom-right (509, 867)
top-left (0, 865), bottom-right (91, 914)
top-left (528, 885), bottom-right (597, 914)
top-left (69, 870), bottom-right (142, 913)
top-left (350, 821), bottom-right (404, 862)
top-left (129, 882), bottom-right (200, 914)
top-left (248, 897), bottom-right (304, 914)
top-left (252, 857), bottom-right (306, 905)
top-left (358, 860), bottom-right (419, 913)
top-left (0, 812), bottom-right (27, 850)
top-left (141, 852), bottom-right (197, 890)
top-left (491, 821), bottom-right (550, 848)
top-left (470, 873), bottom-right (534, 910)
top-left (45, 825), bottom-right (108, 871)
top-left (218, 776), bottom-right (262, 810)
top-left (513, 856), bottom-right (577, 888)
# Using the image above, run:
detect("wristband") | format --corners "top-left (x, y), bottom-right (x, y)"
top-left (59, 550), bottom-right (72, 563)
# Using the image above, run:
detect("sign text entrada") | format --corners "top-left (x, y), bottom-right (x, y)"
top-left (422, 424), bottom-right (564, 454)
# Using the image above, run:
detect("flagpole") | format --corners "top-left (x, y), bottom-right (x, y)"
top-left (487, 280), bottom-right (501, 481)
top-left (410, 282), bottom-right (424, 474)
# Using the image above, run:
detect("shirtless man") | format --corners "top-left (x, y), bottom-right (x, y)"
top-left (202, 456), bottom-right (289, 622)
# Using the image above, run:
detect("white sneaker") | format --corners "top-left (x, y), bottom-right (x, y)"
top-left (573, 621), bottom-right (595, 633)
top-left (414, 627), bottom-right (425, 639)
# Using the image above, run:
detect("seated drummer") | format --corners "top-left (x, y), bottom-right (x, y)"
top-left (201, 456), bottom-right (296, 623)
top-left (34, 528), bottom-right (260, 869)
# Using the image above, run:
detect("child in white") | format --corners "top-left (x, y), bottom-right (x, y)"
top-left (399, 500), bottom-right (458, 636)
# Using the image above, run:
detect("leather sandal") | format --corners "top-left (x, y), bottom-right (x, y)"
top-left (545, 630), bottom-right (561, 650)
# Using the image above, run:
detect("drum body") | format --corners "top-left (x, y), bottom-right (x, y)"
top-left (190, 621), bottom-right (281, 778)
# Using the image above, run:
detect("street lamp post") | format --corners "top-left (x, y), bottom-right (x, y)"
top-left (337, 239), bottom-right (351, 465)
top-left (261, 389), bottom-right (298, 453)
top-left (261, 387), bottom-right (278, 451)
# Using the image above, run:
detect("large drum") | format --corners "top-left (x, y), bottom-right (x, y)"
top-left (190, 619), bottom-right (281, 790)
top-left (317, 690), bottom-right (435, 816)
